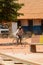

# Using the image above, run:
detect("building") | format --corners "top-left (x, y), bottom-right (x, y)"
top-left (17, 0), bottom-right (43, 35)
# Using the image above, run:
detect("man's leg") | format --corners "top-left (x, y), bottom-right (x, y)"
top-left (16, 36), bottom-right (19, 44)
top-left (19, 36), bottom-right (22, 44)
top-left (17, 38), bottom-right (19, 43)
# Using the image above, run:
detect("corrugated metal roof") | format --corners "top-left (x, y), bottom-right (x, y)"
top-left (18, 0), bottom-right (43, 19)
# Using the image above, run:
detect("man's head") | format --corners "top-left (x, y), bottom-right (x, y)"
top-left (19, 26), bottom-right (22, 29)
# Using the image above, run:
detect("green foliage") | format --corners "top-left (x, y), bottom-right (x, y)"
top-left (0, 0), bottom-right (24, 22)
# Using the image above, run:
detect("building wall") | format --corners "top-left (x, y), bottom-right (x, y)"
top-left (33, 19), bottom-right (41, 26)
top-left (33, 19), bottom-right (42, 34)
top-left (19, 19), bottom-right (42, 34)
top-left (21, 19), bottom-right (29, 31)
top-left (21, 19), bottom-right (28, 26)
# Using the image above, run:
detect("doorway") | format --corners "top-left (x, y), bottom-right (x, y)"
top-left (17, 20), bottom-right (21, 28)
top-left (41, 20), bottom-right (43, 33)
top-left (28, 19), bottom-right (33, 32)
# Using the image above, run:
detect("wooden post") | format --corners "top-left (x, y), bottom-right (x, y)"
top-left (30, 45), bottom-right (36, 52)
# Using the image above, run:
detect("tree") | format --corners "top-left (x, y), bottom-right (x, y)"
top-left (0, 0), bottom-right (24, 22)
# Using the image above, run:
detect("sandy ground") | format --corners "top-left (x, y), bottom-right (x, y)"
top-left (0, 37), bottom-right (43, 64)
top-left (0, 37), bottom-right (43, 53)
